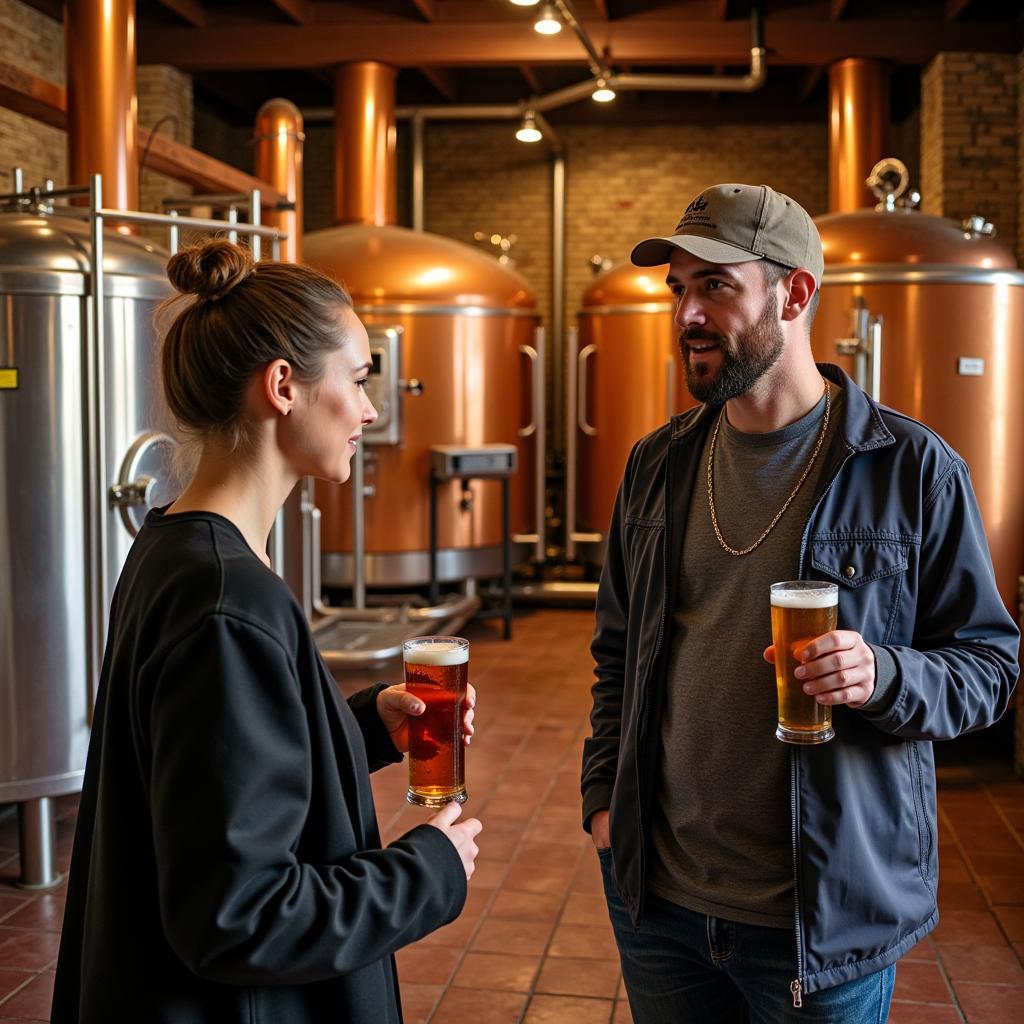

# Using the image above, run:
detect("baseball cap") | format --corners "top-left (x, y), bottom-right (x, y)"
top-left (630, 183), bottom-right (824, 285)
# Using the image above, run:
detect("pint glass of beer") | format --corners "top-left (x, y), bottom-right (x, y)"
top-left (770, 582), bottom-right (838, 745)
top-left (403, 636), bottom-right (468, 807)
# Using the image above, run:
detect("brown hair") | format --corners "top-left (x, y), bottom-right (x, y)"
top-left (158, 238), bottom-right (354, 460)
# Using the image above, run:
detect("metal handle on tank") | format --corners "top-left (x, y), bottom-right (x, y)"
top-left (868, 316), bottom-right (883, 403)
top-left (578, 344), bottom-right (597, 437)
top-left (835, 298), bottom-right (883, 403)
top-left (519, 328), bottom-right (547, 562)
top-left (565, 325), bottom-right (580, 561)
top-left (518, 345), bottom-right (539, 438)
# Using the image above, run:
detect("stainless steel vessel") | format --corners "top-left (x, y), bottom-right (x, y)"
top-left (814, 194), bottom-right (1024, 613)
top-left (567, 260), bottom-right (697, 567)
top-left (0, 206), bottom-right (173, 814)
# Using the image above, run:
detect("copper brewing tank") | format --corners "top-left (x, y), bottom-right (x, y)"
top-left (303, 225), bottom-right (540, 586)
top-left (568, 262), bottom-right (697, 566)
top-left (813, 204), bottom-right (1024, 612)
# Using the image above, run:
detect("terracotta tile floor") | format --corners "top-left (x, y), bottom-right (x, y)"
top-left (1, 607), bottom-right (1022, 1022)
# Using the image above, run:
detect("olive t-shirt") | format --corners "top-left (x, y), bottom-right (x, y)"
top-left (648, 386), bottom-right (843, 928)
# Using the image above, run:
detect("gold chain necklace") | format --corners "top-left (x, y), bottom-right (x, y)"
top-left (707, 379), bottom-right (831, 557)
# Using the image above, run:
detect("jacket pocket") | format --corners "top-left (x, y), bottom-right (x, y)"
top-left (810, 536), bottom-right (911, 644)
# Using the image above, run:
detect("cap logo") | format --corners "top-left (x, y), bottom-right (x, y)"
top-left (678, 193), bottom-right (713, 231)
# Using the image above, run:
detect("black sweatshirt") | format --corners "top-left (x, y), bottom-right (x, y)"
top-left (52, 509), bottom-right (466, 1024)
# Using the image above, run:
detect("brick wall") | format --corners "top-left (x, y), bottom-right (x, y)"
top-left (0, 0), bottom-right (65, 190)
top-left (921, 52), bottom-right (1019, 258)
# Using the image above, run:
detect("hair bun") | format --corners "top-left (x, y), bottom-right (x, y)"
top-left (166, 238), bottom-right (254, 302)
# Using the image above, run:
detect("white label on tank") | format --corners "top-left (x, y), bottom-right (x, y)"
top-left (957, 357), bottom-right (985, 377)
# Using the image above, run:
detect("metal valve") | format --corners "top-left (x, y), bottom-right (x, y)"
top-left (401, 378), bottom-right (424, 396)
top-left (109, 475), bottom-right (156, 509)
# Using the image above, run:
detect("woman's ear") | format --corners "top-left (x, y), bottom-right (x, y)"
top-left (263, 358), bottom-right (295, 416)
top-left (779, 268), bottom-right (816, 323)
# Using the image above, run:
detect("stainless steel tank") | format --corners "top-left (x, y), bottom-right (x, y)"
top-left (813, 199), bottom-right (1024, 613)
top-left (0, 206), bottom-right (174, 827)
top-left (567, 261), bottom-right (697, 567)
top-left (303, 222), bottom-right (543, 587)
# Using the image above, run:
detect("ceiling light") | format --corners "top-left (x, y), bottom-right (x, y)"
top-left (592, 78), bottom-right (616, 103)
top-left (509, 0), bottom-right (541, 5)
top-left (516, 111), bottom-right (543, 143)
top-left (533, 3), bottom-right (562, 35)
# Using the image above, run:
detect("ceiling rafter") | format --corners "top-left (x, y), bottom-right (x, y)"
top-left (830, 0), bottom-right (849, 19)
top-left (409, 0), bottom-right (436, 20)
top-left (156, 0), bottom-right (206, 28)
top-left (421, 66), bottom-right (457, 100)
top-left (269, 0), bottom-right (311, 24)
top-left (519, 64), bottom-right (543, 93)
top-left (139, 19), bottom-right (1022, 71)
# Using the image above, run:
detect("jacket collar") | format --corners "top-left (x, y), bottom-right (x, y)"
top-left (670, 362), bottom-right (895, 453)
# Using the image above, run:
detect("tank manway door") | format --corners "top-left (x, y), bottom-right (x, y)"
top-left (110, 431), bottom-right (179, 536)
top-left (364, 325), bottom-right (422, 446)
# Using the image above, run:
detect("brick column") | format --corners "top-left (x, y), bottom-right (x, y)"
top-left (921, 52), bottom-right (1018, 256)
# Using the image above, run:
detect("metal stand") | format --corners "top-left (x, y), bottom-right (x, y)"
top-left (16, 798), bottom-right (61, 890)
top-left (428, 445), bottom-right (516, 640)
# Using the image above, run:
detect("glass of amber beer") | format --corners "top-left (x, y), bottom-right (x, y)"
top-left (770, 582), bottom-right (838, 744)
top-left (403, 636), bottom-right (469, 807)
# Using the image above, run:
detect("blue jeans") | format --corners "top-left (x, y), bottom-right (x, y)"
top-left (599, 850), bottom-right (895, 1024)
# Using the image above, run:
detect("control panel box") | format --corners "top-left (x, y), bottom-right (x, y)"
top-left (430, 444), bottom-right (518, 480)
top-left (363, 325), bottom-right (403, 446)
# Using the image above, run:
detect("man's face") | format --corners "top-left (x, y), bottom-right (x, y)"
top-left (666, 249), bottom-right (785, 406)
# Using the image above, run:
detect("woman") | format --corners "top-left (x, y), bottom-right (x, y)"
top-left (51, 239), bottom-right (482, 1023)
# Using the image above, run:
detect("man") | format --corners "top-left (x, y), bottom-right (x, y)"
top-left (581, 183), bottom-right (1019, 1022)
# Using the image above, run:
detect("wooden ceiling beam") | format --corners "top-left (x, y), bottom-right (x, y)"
top-left (409, 0), bottom-right (436, 20)
top-left (0, 58), bottom-right (66, 129)
top-left (268, 0), bottom-right (311, 24)
top-left (519, 64), bottom-right (542, 93)
top-left (830, 0), bottom-right (849, 19)
top-left (421, 66), bottom-right (457, 100)
top-left (139, 19), bottom-right (1022, 70)
top-left (156, 0), bottom-right (206, 28)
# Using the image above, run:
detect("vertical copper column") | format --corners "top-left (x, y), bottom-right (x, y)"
top-left (828, 58), bottom-right (889, 212)
top-left (333, 62), bottom-right (397, 226)
top-left (65, 0), bottom-right (138, 213)
top-left (254, 99), bottom-right (305, 264)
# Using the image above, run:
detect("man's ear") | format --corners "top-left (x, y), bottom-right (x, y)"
top-left (779, 268), bottom-right (816, 323)
top-left (263, 359), bottom-right (295, 415)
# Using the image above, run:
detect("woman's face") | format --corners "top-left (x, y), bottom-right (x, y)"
top-left (290, 307), bottom-right (377, 483)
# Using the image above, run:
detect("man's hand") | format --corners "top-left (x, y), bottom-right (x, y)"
top-left (763, 630), bottom-right (876, 708)
top-left (590, 809), bottom-right (611, 851)
top-left (376, 683), bottom-right (477, 753)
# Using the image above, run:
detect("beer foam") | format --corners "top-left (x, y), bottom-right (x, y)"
top-left (771, 588), bottom-right (838, 609)
top-left (403, 641), bottom-right (469, 666)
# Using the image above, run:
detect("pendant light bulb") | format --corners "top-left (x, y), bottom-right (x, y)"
top-left (534, 3), bottom-right (562, 35)
top-left (509, 0), bottom-right (541, 5)
top-left (592, 78), bottom-right (616, 103)
top-left (516, 111), bottom-right (543, 143)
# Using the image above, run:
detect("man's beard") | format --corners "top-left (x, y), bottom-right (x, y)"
top-left (680, 291), bottom-right (785, 406)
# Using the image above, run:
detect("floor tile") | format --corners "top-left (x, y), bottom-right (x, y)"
top-left (0, 894), bottom-right (66, 933)
top-left (523, 993), bottom-right (615, 1023)
top-left (937, 944), bottom-right (1024, 985)
top-left (535, 956), bottom-right (620, 999)
top-left (887, 1004), bottom-right (963, 1024)
top-left (548, 922), bottom-right (619, 960)
top-left (430, 986), bottom-right (527, 1023)
top-left (395, 944), bottom-right (462, 986)
top-left (891, 959), bottom-right (953, 1004)
top-left (399, 982), bottom-right (443, 1024)
top-left (0, 972), bottom-right (32, 1003)
top-left (0, 971), bottom-right (54, 1017)
top-left (992, 905), bottom-right (1024, 942)
top-left (561, 891), bottom-right (612, 927)
top-left (612, 1002), bottom-right (633, 1024)
top-left (451, 951), bottom-right (539, 992)
top-left (954, 980), bottom-right (1024, 1022)
top-left (0, 932), bottom-right (60, 973)
top-left (933, 909), bottom-right (1008, 947)
top-left (488, 889), bottom-right (563, 922)
top-left (471, 917), bottom-right (554, 957)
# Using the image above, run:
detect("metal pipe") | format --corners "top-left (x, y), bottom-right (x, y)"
top-left (351, 442), bottom-right (366, 609)
top-left (564, 324), bottom-right (579, 561)
top-left (87, 174), bottom-right (107, 726)
top-left (16, 799), bottom-right (60, 889)
top-left (532, 326), bottom-right (547, 563)
top-left (249, 187), bottom-right (261, 261)
top-left (551, 153), bottom-right (565, 455)
top-left (67, 207), bottom-right (285, 237)
top-left (412, 110), bottom-right (425, 231)
top-left (66, 0), bottom-right (138, 216)
top-left (253, 98), bottom-right (305, 263)
top-left (334, 62), bottom-right (397, 226)
top-left (552, 0), bottom-right (613, 81)
top-left (828, 58), bottom-right (889, 213)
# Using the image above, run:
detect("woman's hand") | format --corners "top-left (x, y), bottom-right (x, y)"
top-left (376, 683), bottom-right (477, 754)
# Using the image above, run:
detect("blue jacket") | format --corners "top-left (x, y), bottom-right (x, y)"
top-left (582, 364), bottom-right (1019, 1001)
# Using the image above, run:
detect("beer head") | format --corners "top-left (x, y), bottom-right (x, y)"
top-left (402, 637), bottom-right (469, 667)
top-left (770, 584), bottom-right (838, 610)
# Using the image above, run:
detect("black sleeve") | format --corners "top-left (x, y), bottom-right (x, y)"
top-left (347, 683), bottom-right (405, 773)
top-left (145, 614), bottom-right (467, 985)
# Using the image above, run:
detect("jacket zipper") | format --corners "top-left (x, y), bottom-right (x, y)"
top-left (789, 748), bottom-right (805, 1007)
